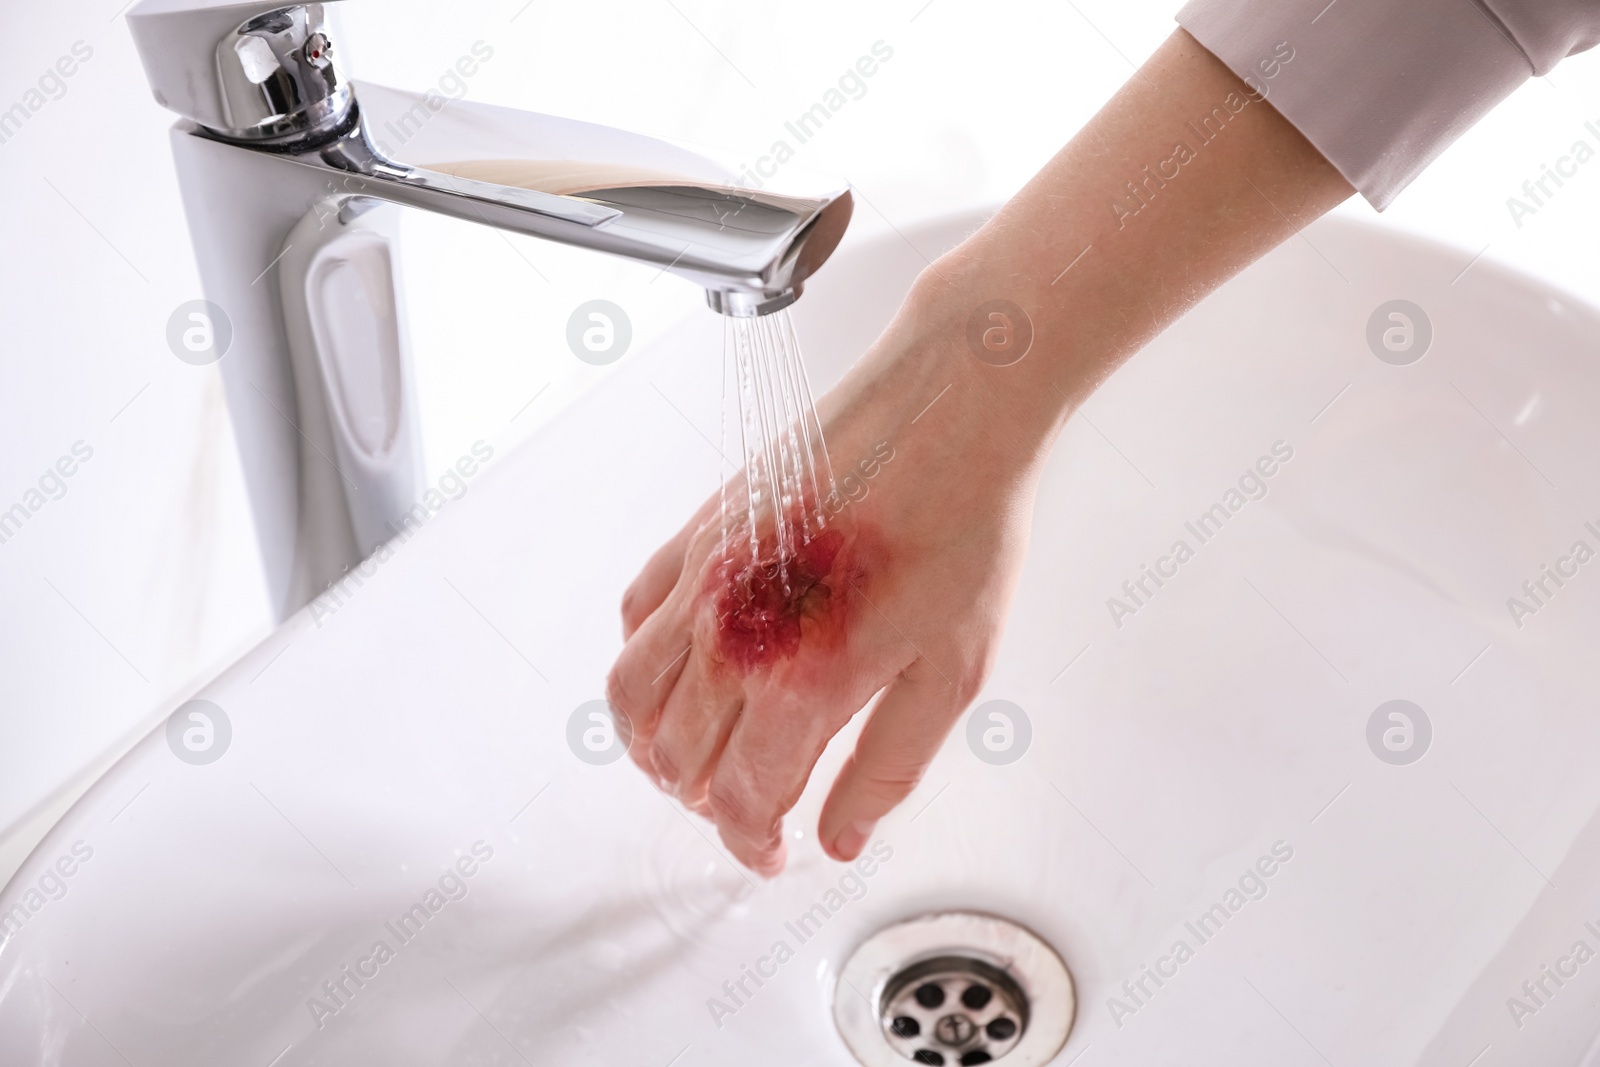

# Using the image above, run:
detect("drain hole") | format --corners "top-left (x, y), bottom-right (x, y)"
top-left (985, 1017), bottom-right (1017, 1041)
top-left (878, 956), bottom-right (1028, 1064)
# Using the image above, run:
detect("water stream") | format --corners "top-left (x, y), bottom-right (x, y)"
top-left (719, 310), bottom-right (838, 602)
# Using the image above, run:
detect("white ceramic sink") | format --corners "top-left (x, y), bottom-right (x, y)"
top-left (5, 213), bottom-right (1600, 1066)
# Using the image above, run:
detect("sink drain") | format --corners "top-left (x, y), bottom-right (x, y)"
top-left (880, 955), bottom-right (1026, 1064)
top-left (834, 912), bottom-right (1074, 1067)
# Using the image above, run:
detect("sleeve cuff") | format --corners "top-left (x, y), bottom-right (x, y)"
top-left (1177, 0), bottom-right (1533, 210)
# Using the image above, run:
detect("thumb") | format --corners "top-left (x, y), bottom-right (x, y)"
top-left (818, 657), bottom-right (970, 861)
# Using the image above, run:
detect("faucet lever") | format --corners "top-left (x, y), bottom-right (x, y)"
top-left (130, 2), bottom-right (351, 143)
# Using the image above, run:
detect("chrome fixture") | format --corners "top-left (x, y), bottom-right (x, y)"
top-left (835, 913), bottom-right (1075, 1067)
top-left (126, 1), bottom-right (852, 619)
top-left (879, 956), bottom-right (1029, 1064)
top-left (213, 5), bottom-right (348, 143)
top-left (129, 2), bottom-right (851, 313)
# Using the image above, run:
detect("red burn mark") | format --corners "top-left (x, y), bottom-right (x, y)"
top-left (712, 528), bottom-right (847, 674)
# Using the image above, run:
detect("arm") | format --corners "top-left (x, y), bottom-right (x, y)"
top-left (607, 28), bottom-right (1352, 875)
top-left (894, 26), bottom-right (1355, 465)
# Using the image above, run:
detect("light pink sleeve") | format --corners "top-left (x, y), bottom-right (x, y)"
top-left (1176, 0), bottom-right (1600, 209)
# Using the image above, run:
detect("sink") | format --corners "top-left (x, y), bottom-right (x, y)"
top-left (5, 212), bottom-right (1600, 1066)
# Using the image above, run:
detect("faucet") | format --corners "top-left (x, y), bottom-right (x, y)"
top-left (127, 1), bottom-right (853, 621)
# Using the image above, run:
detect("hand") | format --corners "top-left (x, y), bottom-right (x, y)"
top-left (606, 25), bottom-right (1354, 876)
top-left (606, 280), bottom-right (1041, 875)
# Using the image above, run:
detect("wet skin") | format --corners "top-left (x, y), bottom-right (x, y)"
top-left (610, 498), bottom-right (918, 875)
top-left (708, 526), bottom-right (853, 675)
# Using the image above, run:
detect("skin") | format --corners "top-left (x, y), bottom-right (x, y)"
top-left (606, 28), bottom-right (1355, 875)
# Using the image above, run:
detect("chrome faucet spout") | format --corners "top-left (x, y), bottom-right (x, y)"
top-left (127, 0), bottom-right (853, 620)
top-left (291, 107), bottom-right (852, 316)
top-left (130, 2), bottom-right (852, 316)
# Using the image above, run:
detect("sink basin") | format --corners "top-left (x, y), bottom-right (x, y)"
top-left (5, 212), bottom-right (1600, 1066)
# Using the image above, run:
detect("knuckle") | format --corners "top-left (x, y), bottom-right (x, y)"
top-left (619, 586), bottom-right (643, 626)
top-left (868, 762), bottom-right (927, 798)
top-left (954, 674), bottom-right (986, 709)
top-left (948, 651), bottom-right (994, 708)
top-left (648, 743), bottom-right (679, 787)
top-left (604, 665), bottom-right (633, 714)
top-left (707, 780), bottom-right (769, 839)
top-left (856, 758), bottom-right (927, 809)
top-left (682, 785), bottom-right (712, 815)
top-left (611, 652), bottom-right (656, 710)
top-left (606, 664), bottom-right (656, 732)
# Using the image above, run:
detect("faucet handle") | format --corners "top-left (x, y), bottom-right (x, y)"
top-left (129, 1), bottom-right (352, 143)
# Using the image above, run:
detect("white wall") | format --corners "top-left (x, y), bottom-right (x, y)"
top-left (3, 0), bottom-right (1600, 860)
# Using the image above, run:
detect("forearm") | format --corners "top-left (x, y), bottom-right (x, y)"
top-left (843, 29), bottom-right (1353, 477)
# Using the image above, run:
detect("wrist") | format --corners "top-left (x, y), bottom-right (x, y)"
top-left (812, 323), bottom-right (1024, 509)
top-left (884, 247), bottom-right (1089, 472)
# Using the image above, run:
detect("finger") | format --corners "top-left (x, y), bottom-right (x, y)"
top-left (606, 604), bottom-right (694, 782)
top-left (817, 656), bottom-right (971, 861)
top-left (647, 649), bottom-right (741, 802)
top-left (705, 687), bottom-right (847, 877)
top-left (621, 523), bottom-right (694, 640)
top-left (620, 492), bottom-right (722, 639)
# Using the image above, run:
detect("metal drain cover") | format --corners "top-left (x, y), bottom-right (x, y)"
top-left (834, 912), bottom-right (1075, 1067)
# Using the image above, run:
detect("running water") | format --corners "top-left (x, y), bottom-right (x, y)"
top-left (718, 309), bottom-right (838, 603)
